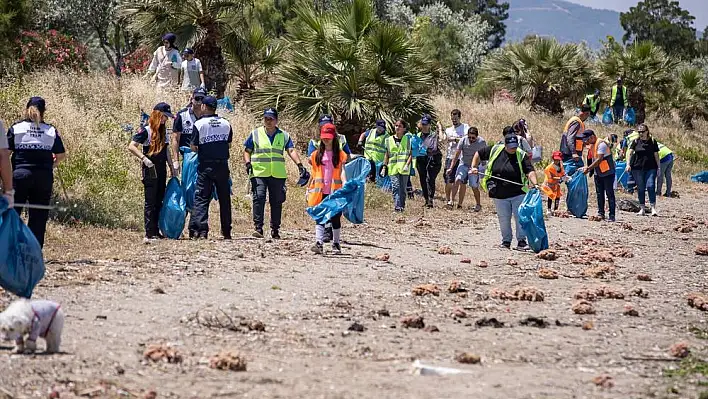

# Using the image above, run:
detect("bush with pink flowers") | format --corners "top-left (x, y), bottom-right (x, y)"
top-left (18, 30), bottom-right (89, 72)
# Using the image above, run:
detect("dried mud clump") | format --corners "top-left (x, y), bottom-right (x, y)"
top-left (623, 305), bottom-right (639, 317)
top-left (401, 315), bottom-right (425, 329)
top-left (575, 286), bottom-right (625, 301)
top-left (669, 342), bottom-right (690, 359)
top-left (612, 247), bottom-right (634, 258)
top-left (477, 260), bottom-right (489, 268)
top-left (490, 287), bottom-right (544, 302)
top-left (448, 281), bottom-right (467, 293)
top-left (583, 264), bottom-right (616, 279)
top-left (571, 256), bottom-right (592, 265)
top-left (375, 253), bottom-right (390, 262)
top-left (209, 351), bottom-right (247, 371)
top-left (592, 375), bottom-right (614, 388)
top-left (455, 352), bottom-right (481, 364)
top-left (580, 250), bottom-right (614, 263)
top-left (507, 258), bottom-right (518, 266)
top-left (588, 215), bottom-right (603, 222)
top-left (572, 300), bottom-right (596, 315)
top-left (581, 321), bottom-right (594, 330)
top-left (143, 344), bottom-right (183, 364)
top-left (423, 325), bottom-right (440, 333)
top-left (537, 250), bottom-right (558, 261)
top-left (537, 267), bottom-right (558, 279)
top-left (629, 287), bottom-right (649, 298)
top-left (552, 210), bottom-right (571, 218)
top-left (460, 258), bottom-right (472, 264)
top-left (642, 226), bottom-right (662, 234)
top-left (674, 220), bottom-right (698, 233)
top-left (695, 244), bottom-right (708, 256)
top-left (438, 246), bottom-right (454, 255)
top-left (637, 274), bottom-right (652, 281)
top-left (620, 222), bottom-right (633, 231)
top-left (412, 284), bottom-right (440, 297)
top-left (452, 308), bottom-right (467, 318)
top-left (687, 293), bottom-right (708, 311)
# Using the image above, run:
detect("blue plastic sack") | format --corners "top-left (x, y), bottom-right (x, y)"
top-left (602, 107), bottom-right (613, 125)
top-left (375, 162), bottom-right (392, 192)
top-left (624, 108), bottom-right (636, 126)
top-left (180, 147), bottom-right (199, 211)
top-left (691, 171), bottom-right (708, 183)
top-left (159, 177), bottom-right (187, 239)
top-left (217, 96), bottom-right (234, 112)
top-left (307, 157), bottom-right (371, 224)
top-left (615, 161), bottom-right (629, 189)
top-left (0, 197), bottom-right (45, 298)
top-left (563, 159), bottom-right (583, 177)
top-left (517, 189), bottom-right (549, 253)
top-left (566, 171), bottom-right (588, 218)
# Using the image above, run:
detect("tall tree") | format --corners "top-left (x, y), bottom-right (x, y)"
top-left (620, 0), bottom-right (697, 59)
top-left (472, 0), bottom-right (508, 49)
top-left (0, 0), bottom-right (32, 74)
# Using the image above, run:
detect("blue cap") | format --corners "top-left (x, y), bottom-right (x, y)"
top-left (202, 96), bottom-right (217, 109)
top-left (26, 96), bottom-right (46, 113)
top-left (318, 114), bottom-right (333, 126)
top-left (581, 129), bottom-right (595, 141)
top-left (153, 102), bottom-right (174, 118)
top-left (182, 48), bottom-right (194, 55)
top-left (192, 87), bottom-right (207, 99)
top-left (162, 33), bottom-right (176, 43)
top-left (375, 119), bottom-right (386, 129)
top-left (504, 135), bottom-right (518, 148)
top-left (421, 114), bottom-right (431, 125)
top-left (264, 107), bottom-right (278, 119)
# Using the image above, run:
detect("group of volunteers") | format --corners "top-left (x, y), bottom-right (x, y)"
top-left (582, 77), bottom-right (631, 123)
top-left (143, 33), bottom-right (206, 93)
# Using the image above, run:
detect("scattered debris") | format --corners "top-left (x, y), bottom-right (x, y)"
top-left (477, 260), bottom-right (488, 268)
top-left (695, 244), bottom-right (708, 256)
top-left (612, 247), bottom-right (634, 258)
top-left (507, 258), bottom-right (518, 266)
top-left (375, 253), bottom-right (390, 262)
top-left (143, 344), bottom-right (183, 364)
top-left (476, 317), bottom-right (504, 328)
top-left (623, 305), bottom-right (639, 317)
top-left (582, 321), bottom-right (594, 330)
top-left (574, 286), bottom-right (625, 301)
top-left (452, 308), bottom-right (467, 318)
top-left (209, 351), bottom-right (247, 371)
top-left (187, 306), bottom-right (266, 333)
top-left (637, 274), bottom-right (652, 281)
top-left (413, 218), bottom-right (431, 228)
top-left (144, 391), bottom-right (158, 399)
top-left (152, 287), bottom-right (166, 294)
top-left (447, 281), bottom-right (467, 293)
top-left (537, 250), bottom-right (558, 261)
top-left (687, 293), bottom-right (708, 311)
top-left (552, 210), bottom-right (571, 218)
top-left (460, 258), bottom-right (471, 264)
top-left (620, 222), bottom-right (633, 231)
top-left (588, 215), bottom-right (603, 222)
top-left (348, 322), bottom-right (366, 332)
top-left (410, 360), bottom-right (472, 376)
top-left (377, 309), bottom-right (391, 317)
top-left (438, 246), bottom-right (454, 255)
top-left (412, 284), bottom-right (440, 297)
top-left (669, 342), bottom-right (690, 359)
top-left (401, 316), bottom-right (425, 329)
top-left (629, 287), bottom-right (649, 298)
top-left (572, 300), bottom-right (596, 315)
top-left (642, 226), bottom-right (663, 234)
top-left (519, 316), bottom-right (549, 328)
top-left (592, 375), bottom-right (614, 389)
top-left (490, 287), bottom-right (544, 302)
top-left (423, 325), bottom-right (440, 333)
top-left (582, 264), bottom-right (616, 279)
top-left (537, 267), bottom-right (558, 279)
top-left (455, 352), bottom-right (481, 364)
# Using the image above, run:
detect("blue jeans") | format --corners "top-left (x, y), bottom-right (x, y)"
top-left (613, 103), bottom-right (625, 123)
top-left (657, 159), bottom-right (673, 196)
top-left (391, 174), bottom-right (409, 211)
top-left (631, 169), bottom-right (657, 206)
top-left (493, 194), bottom-right (526, 244)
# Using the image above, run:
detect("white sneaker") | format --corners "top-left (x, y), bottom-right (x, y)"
top-left (651, 205), bottom-right (658, 216)
top-left (546, 210), bottom-right (552, 216)
top-left (637, 207), bottom-right (645, 216)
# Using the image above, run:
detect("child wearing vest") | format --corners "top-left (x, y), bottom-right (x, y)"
top-left (308, 123), bottom-right (348, 254)
top-left (542, 151), bottom-right (567, 216)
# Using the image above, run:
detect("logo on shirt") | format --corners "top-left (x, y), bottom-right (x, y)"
top-left (184, 121), bottom-right (191, 127)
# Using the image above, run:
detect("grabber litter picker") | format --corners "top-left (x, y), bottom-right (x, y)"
top-left (15, 203), bottom-right (69, 212)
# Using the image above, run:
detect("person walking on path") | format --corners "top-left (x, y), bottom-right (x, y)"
top-left (145, 33), bottom-right (182, 90)
top-left (357, 119), bottom-right (388, 183)
top-left (625, 124), bottom-right (660, 216)
top-left (446, 126), bottom-right (486, 211)
top-left (380, 119), bottom-right (413, 212)
top-left (471, 134), bottom-right (539, 250)
top-left (179, 48), bottom-right (205, 93)
top-left (542, 151), bottom-right (567, 216)
top-left (0, 120), bottom-right (12, 208)
top-left (7, 97), bottom-right (67, 247)
top-left (188, 96), bottom-right (233, 239)
top-left (583, 89), bottom-right (602, 119)
top-left (128, 102), bottom-right (177, 242)
top-left (307, 123), bottom-right (348, 255)
top-left (244, 108), bottom-right (308, 239)
top-left (656, 142), bottom-right (674, 197)
top-left (414, 114), bottom-right (442, 208)
top-left (441, 109), bottom-right (469, 207)
top-left (610, 78), bottom-right (629, 123)
top-left (582, 131), bottom-right (617, 222)
top-left (560, 105), bottom-right (590, 163)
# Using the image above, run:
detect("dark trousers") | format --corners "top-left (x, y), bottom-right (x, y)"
top-left (594, 173), bottom-right (616, 219)
top-left (547, 198), bottom-right (560, 211)
top-left (613, 103), bottom-right (625, 123)
top-left (13, 168), bottom-right (53, 247)
top-left (416, 154), bottom-right (442, 202)
top-left (189, 161), bottom-right (231, 236)
top-left (142, 166), bottom-right (167, 238)
top-left (251, 176), bottom-right (286, 231)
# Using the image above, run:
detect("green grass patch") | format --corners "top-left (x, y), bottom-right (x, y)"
top-left (675, 146), bottom-right (708, 168)
top-left (691, 326), bottom-right (708, 340)
top-left (664, 356), bottom-right (708, 378)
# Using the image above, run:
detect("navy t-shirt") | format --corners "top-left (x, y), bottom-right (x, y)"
top-left (173, 106), bottom-right (197, 148)
top-left (7, 120), bottom-right (65, 170)
top-left (191, 114), bottom-right (233, 161)
top-left (132, 126), bottom-right (168, 167)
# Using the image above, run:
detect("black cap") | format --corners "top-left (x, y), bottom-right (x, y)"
top-left (153, 102), bottom-right (174, 118)
top-left (504, 135), bottom-right (519, 148)
top-left (192, 87), bottom-right (207, 100)
top-left (580, 104), bottom-right (592, 113)
top-left (26, 97), bottom-right (46, 113)
top-left (581, 129), bottom-right (595, 141)
top-left (202, 96), bottom-right (217, 109)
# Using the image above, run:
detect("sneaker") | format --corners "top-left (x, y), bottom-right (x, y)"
top-left (637, 207), bottom-right (645, 216)
top-left (516, 240), bottom-right (530, 251)
top-left (446, 200), bottom-right (453, 209)
top-left (252, 229), bottom-right (264, 238)
top-left (597, 214), bottom-right (606, 220)
top-left (223, 233), bottom-right (232, 240)
top-left (271, 230), bottom-right (281, 240)
top-left (546, 210), bottom-right (552, 216)
top-left (311, 242), bottom-right (323, 254)
top-left (407, 192), bottom-right (414, 200)
top-left (473, 204), bottom-right (481, 212)
top-left (198, 232), bottom-right (208, 240)
top-left (499, 241), bottom-right (511, 249)
top-left (188, 230), bottom-right (197, 239)
top-left (607, 216), bottom-right (616, 222)
top-left (394, 208), bottom-right (404, 213)
top-left (331, 242), bottom-right (342, 254)
top-left (143, 237), bottom-right (157, 244)
top-left (651, 205), bottom-right (658, 216)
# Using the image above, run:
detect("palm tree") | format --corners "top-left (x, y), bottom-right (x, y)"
top-left (598, 40), bottom-right (677, 125)
top-left (479, 37), bottom-right (598, 115)
top-left (121, 0), bottom-right (248, 97)
top-left (251, 0), bottom-right (438, 145)
top-left (670, 68), bottom-right (708, 129)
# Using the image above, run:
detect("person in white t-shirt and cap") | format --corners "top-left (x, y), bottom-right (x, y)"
top-left (0, 120), bottom-right (13, 208)
top-left (438, 109), bottom-right (469, 208)
top-left (145, 33), bottom-right (182, 89)
top-left (179, 48), bottom-right (205, 93)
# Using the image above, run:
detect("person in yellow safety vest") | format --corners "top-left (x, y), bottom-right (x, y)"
top-left (581, 131), bottom-right (617, 222)
top-left (610, 77), bottom-right (629, 123)
top-left (471, 133), bottom-right (539, 250)
top-left (358, 119), bottom-right (388, 183)
top-left (380, 118), bottom-right (413, 212)
top-left (244, 107), bottom-right (308, 239)
top-left (656, 142), bottom-right (674, 197)
top-left (583, 89), bottom-right (602, 119)
top-left (307, 123), bottom-right (348, 255)
top-left (560, 105), bottom-right (590, 163)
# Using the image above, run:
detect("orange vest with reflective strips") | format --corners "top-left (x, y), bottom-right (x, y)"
top-left (564, 116), bottom-right (586, 152)
top-left (589, 138), bottom-right (614, 177)
top-left (307, 150), bottom-right (347, 207)
top-left (542, 163), bottom-right (565, 200)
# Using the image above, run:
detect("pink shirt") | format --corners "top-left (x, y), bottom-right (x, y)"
top-left (321, 150), bottom-right (334, 195)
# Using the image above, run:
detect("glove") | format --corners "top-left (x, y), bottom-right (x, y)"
top-left (379, 165), bottom-right (388, 178)
top-left (357, 141), bottom-right (364, 150)
top-left (297, 163), bottom-right (307, 177)
top-left (245, 162), bottom-right (253, 176)
top-left (172, 161), bottom-right (180, 174)
top-left (3, 190), bottom-right (14, 208)
top-left (561, 175), bottom-right (570, 183)
top-left (142, 157), bottom-right (154, 168)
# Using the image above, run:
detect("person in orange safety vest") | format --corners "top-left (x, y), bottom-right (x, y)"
top-left (541, 151), bottom-right (568, 216)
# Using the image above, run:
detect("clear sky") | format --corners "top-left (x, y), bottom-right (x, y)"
top-left (565, 0), bottom-right (707, 31)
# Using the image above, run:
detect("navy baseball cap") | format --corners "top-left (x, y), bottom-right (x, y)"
top-left (504, 135), bottom-right (519, 149)
top-left (318, 114), bottom-right (333, 125)
top-left (581, 129), bottom-right (595, 141)
top-left (375, 119), bottom-right (386, 128)
top-left (26, 97), bottom-right (46, 113)
top-left (201, 96), bottom-right (217, 109)
top-left (580, 104), bottom-right (592, 113)
top-left (182, 48), bottom-right (194, 55)
top-left (264, 107), bottom-right (278, 119)
top-left (193, 87), bottom-right (207, 99)
top-left (153, 102), bottom-right (174, 118)
top-left (421, 114), bottom-right (432, 125)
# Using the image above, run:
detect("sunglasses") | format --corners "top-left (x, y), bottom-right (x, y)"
top-left (193, 97), bottom-right (204, 102)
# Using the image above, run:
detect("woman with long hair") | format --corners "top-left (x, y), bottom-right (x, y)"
top-left (625, 123), bottom-right (660, 216)
top-left (6, 97), bottom-right (67, 247)
top-left (128, 103), bottom-right (176, 241)
top-left (307, 123), bottom-right (347, 254)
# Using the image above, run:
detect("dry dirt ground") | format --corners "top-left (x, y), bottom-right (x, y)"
top-left (1, 186), bottom-right (708, 399)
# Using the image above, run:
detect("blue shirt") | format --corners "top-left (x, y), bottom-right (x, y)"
top-left (173, 106), bottom-right (197, 148)
top-left (7, 120), bottom-right (65, 170)
top-left (307, 137), bottom-right (351, 157)
top-left (244, 127), bottom-right (294, 151)
top-left (191, 114), bottom-right (233, 161)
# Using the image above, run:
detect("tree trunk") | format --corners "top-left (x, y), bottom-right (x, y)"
top-left (629, 91), bottom-right (645, 125)
top-left (531, 86), bottom-right (563, 115)
top-left (194, 25), bottom-right (228, 98)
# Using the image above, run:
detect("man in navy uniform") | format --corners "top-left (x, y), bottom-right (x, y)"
top-left (171, 87), bottom-right (207, 170)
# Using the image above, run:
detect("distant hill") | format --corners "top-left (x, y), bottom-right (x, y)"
top-left (505, 0), bottom-right (625, 48)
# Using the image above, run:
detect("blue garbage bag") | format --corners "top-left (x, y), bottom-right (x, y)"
top-left (180, 147), bottom-right (199, 211)
top-left (307, 157), bottom-right (371, 224)
top-left (615, 161), bottom-right (629, 189)
top-left (624, 107), bottom-right (636, 126)
top-left (691, 171), bottom-right (708, 183)
top-left (375, 162), bottom-right (392, 192)
top-left (563, 159), bottom-right (583, 177)
top-left (517, 189), bottom-right (549, 253)
top-left (602, 107), bottom-right (613, 125)
top-left (0, 197), bottom-right (45, 298)
top-left (159, 177), bottom-right (187, 239)
top-left (566, 171), bottom-right (588, 218)
top-left (217, 96), bottom-right (234, 112)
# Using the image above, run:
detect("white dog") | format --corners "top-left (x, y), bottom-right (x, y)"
top-left (0, 299), bottom-right (64, 354)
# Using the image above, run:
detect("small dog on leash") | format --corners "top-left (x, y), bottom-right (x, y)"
top-left (0, 299), bottom-right (64, 354)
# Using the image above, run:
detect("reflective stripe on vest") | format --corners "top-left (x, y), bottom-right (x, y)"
top-left (386, 135), bottom-right (411, 175)
top-left (364, 130), bottom-right (388, 162)
top-left (306, 150), bottom-right (346, 207)
top-left (591, 139), bottom-right (615, 177)
top-left (658, 143), bottom-right (672, 160)
top-left (584, 95), bottom-right (600, 113)
top-left (481, 144), bottom-right (529, 193)
top-left (611, 85), bottom-right (628, 107)
top-left (251, 127), bottom-right (288, 178)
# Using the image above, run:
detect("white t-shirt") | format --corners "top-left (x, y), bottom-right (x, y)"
top-left (445, 123), bottom-right (469, 159)
top-left (596, 141), bottom-right (610, 157)
top-left (149, 46), bottom-right (182, 88)
top-left (181, 59), bottom-right (203, 91)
